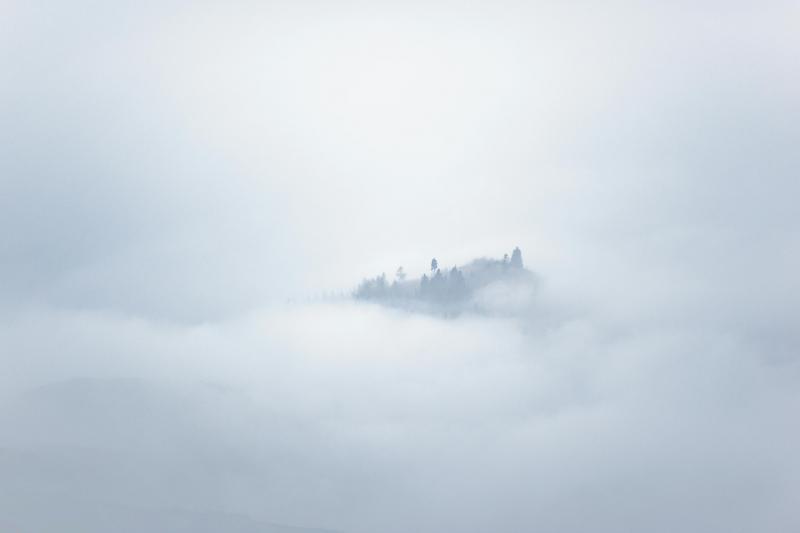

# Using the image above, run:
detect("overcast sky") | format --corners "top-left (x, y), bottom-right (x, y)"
top-left (1, 1), bottom-right (799, 532)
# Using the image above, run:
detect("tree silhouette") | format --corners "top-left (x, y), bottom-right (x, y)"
top-left (354, 248), bottom-right (532, 312)
top-left (510, 247), bottom-right (523, 269)
top-left (448, 266), bottom-right (468, 301)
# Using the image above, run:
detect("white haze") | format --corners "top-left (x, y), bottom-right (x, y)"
top-left (1, 1), bottom-right (799, 532)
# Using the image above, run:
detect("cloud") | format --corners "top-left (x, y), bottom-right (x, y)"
top-left (1, 1), bottom-right (799, 532)
top-left (1, 296), bottom-right (799, 533)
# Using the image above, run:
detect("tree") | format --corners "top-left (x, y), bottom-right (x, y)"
top-left (448, 266), bottom-right (468, 301)
top-left (430, 267), bottom-right (445, 301)
top-left (510, 247), bottom-right (523, 269)
top-left (396, 266), bottom-right (406, 282)
top-left (354, 272), bottom-right (388, 300)
top-left (376, 273), bottom-right (387, 296)
top-left (431, 258), bottom-right (438, 273)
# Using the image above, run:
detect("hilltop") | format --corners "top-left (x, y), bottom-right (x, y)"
top-left (353, 247), bottom-right (537, 315)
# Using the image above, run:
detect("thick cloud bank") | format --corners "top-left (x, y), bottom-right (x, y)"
top-left (2, 295), bottom-right (799, 533)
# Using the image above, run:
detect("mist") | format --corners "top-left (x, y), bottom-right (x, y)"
top-left (2, 1), bottom-right (799, 532)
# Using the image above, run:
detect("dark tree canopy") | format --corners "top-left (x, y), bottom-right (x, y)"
top-left (354, 248), bottom-right (533, 314)
top-left (510, 247), bottom-right (523, 269)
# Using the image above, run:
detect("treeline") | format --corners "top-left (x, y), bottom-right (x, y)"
top-left (354, 247), bottom-right (525, 306)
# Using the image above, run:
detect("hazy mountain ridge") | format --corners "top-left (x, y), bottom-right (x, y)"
top-left (0, 378), bottom-right (343, 533)
top-left (0, 490), bottom-right (341, 533)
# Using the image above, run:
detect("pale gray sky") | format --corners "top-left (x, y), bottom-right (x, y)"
top-left (3, 0), bottom-right (797, 320)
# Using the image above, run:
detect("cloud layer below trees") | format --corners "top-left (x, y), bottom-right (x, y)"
top-left (2, 292), bottom-right (799, 533)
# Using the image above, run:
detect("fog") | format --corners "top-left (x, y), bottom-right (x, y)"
top-left (2, 1), bottom-right (799, 532)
